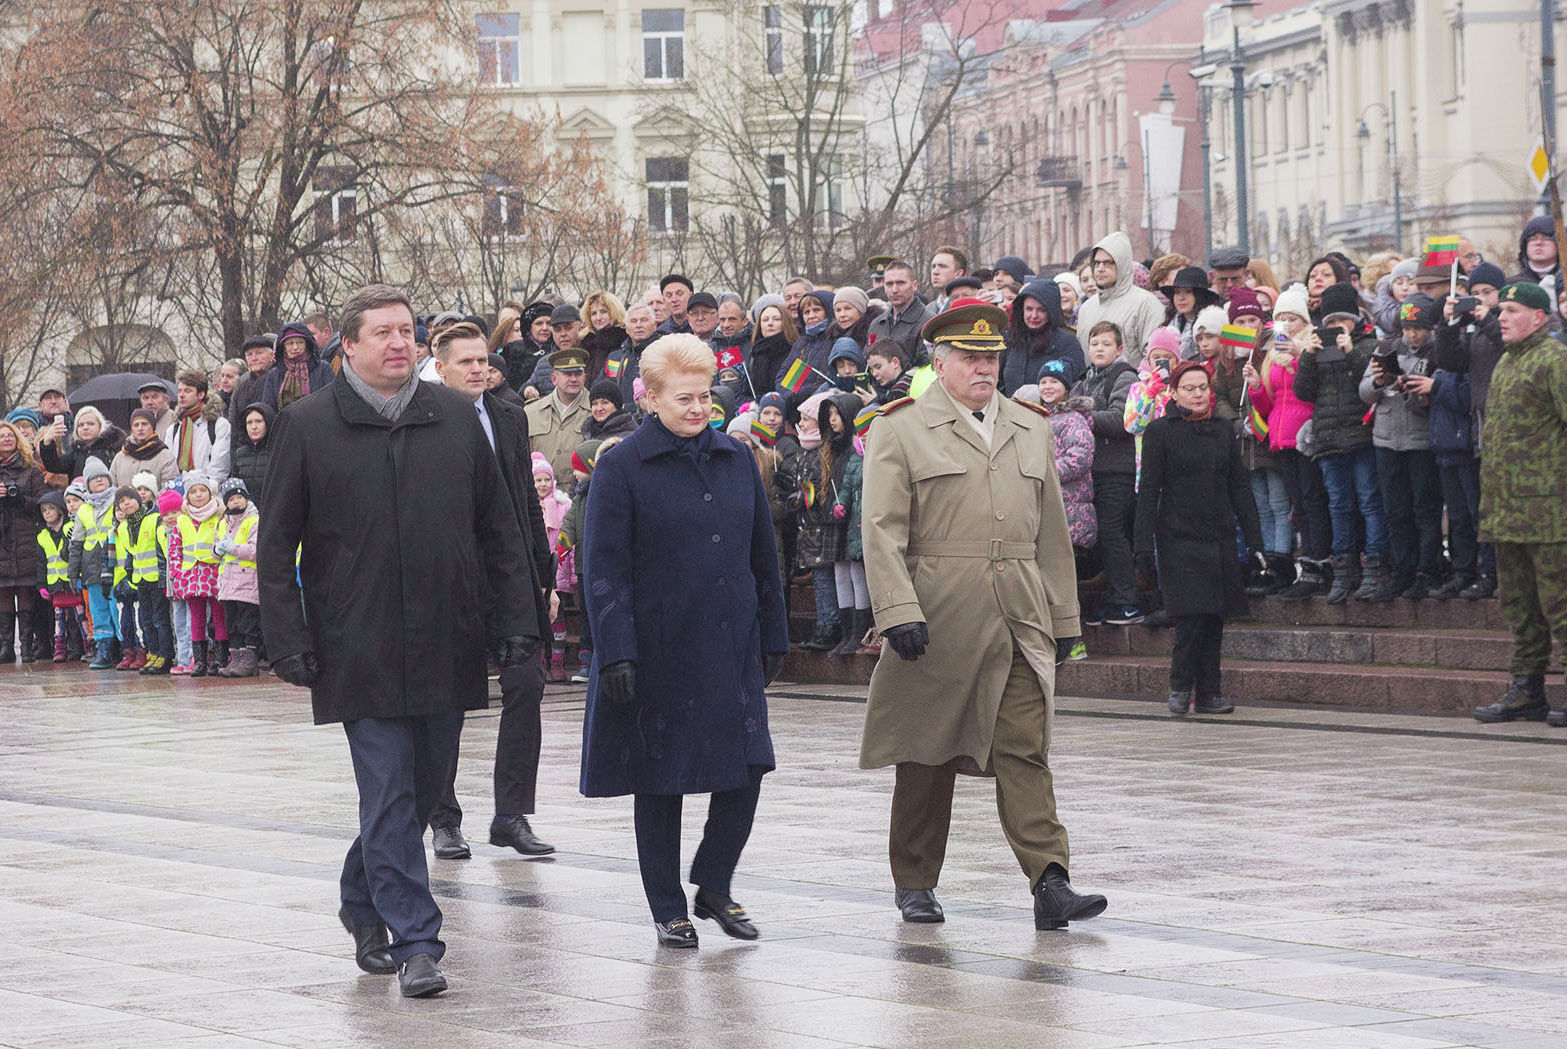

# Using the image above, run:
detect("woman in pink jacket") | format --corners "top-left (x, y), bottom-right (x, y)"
top-left (1244, 286), bottom-right (1332, 599)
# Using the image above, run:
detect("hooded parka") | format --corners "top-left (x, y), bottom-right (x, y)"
top-left (1001, 280), bottom-right (1087, 393)
top-left (1074, 232), bottom-right (1168, 364)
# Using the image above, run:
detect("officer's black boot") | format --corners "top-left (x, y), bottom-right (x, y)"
top-left (1474, 673), bottom-right (1549, 723)
top-left (1033, 863), bottom-right (1107, 930)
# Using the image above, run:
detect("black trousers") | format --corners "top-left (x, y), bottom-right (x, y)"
top-left (225, 600), bottom-right (261, 649)
top-left (633, 767), bottom-right (765, 923)
top-left (1375, 447), bottom-right (1444, 581)
top-left (135, 585), bottom-right (173, 659)
top-left (1278, 448), bottom-right (1332, 560)
top-left (430, 662), bottom-right (546, 828)
top-left (1171, 613), bottom-right (1224, 697)
top-left (1092, 472), bottom-right (1137, 605)
top-left (339, 711), bottom-right (464, 964)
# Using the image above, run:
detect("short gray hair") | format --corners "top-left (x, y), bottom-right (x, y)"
top-left (339, 283), bottom-right (413, 342)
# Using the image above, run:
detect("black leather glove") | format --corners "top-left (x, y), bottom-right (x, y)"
top-left (599, 660), bottom-right (636, 705)
top-left (273, 651), bottom-right (322, 687)
top-left (883, 621), bottom-right (928, 662)
top-left (490, 636), bottom-right (539, 669)
top-left (1135, 551), bottom-right (1158, 584)
top-left (763, 651), bottom-right (785, 685)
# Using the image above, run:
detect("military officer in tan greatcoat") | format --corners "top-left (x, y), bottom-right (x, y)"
top-left (860, 300), bottom-right (1108, 930)
top-left (523, 347), bottom-right (592, 481)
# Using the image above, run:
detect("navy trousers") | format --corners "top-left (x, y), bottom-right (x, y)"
top-left (340, 711), bottom-right (464, 964)
top-left (633, 766), bottom-right (765, 923)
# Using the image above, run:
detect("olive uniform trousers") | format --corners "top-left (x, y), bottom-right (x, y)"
top-left (1497, 541), bottom-right (1567, 675)
top-left (889, 645), bottom-right (1069, 891)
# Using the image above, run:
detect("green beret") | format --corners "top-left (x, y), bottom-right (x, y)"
top-left (1500, 282), bottom-right (1553, 312)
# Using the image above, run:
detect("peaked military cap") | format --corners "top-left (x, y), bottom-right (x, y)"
top-left (547, 347), bottom-right (589, 372)
top-left (920, 299), bottom-right (1008, 352)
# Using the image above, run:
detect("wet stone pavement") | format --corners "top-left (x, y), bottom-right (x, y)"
top-left (2, 668), bottom-right (1567, 1048)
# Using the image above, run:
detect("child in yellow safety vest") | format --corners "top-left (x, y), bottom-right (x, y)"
top-left (68, 458), bottom-right (121, 668)
top-left (115, 483), bottom-right (173, 676)
top-left (110, 487), bottom-right (149, 671)
top-left (175, 472), bottom-right (229, 677)
top-left (35, 489), bottom-right (85, 662)
top-left (214, 477), bottom-right (260, 678)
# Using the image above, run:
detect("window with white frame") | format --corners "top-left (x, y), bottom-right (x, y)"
top-left (646, 156), bottom-right (689, 231)
top-left (804, 6), bottom-right (834, 76)
top-left (476, 14), bottom-right (520, 86)
top-left (767, 153), bottom-right (787, 225)
top-left (642, 9), bottom-right (685, 81)
top-left (483, 179), bottom-right (526, 238)
top-left (813, 157), bottom-right (843, 229)
top-left (313, 167), bottom-right (356, 243)
top-left (764, 6), bottom-right (783, 75)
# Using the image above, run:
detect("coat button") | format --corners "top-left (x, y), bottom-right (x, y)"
top-left (717, 576), bottom-right (726, 586)
top-left (720, 620), bottom-right (729, 629)
top-left (995, 562), bottom-right (1006, 572)
top-left (712, 534), bottom-right (721, 543)
top-left (995, 511), bottom-right (1006, 521)
top-left (704, 493), bottom-right (713, 501)
top-left (989, 463), bottom-right (999, 471)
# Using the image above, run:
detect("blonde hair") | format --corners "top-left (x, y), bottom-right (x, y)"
top-left (0, 421), bottom-right (33, 466)
top-left (73, 405), bottom-right (108, 439)
top-left (582, 290), bottom-right (627, 333)
top-left (639, 334), bottom-right (717, 393)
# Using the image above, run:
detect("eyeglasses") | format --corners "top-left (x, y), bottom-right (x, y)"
top-left (1176, 384), bottom-right (1211, 393)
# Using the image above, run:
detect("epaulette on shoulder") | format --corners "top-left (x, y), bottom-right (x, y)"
top-left (880, 396), bottom-right (915, 415)
top-left (1016, 399), bottom-right (1052, 418)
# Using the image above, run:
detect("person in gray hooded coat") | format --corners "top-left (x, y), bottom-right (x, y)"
top-left (1074, 232), bottom-right (1167, 366)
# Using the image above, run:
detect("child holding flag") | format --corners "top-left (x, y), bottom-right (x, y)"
top-left (1220, 289), bottom-right (1293, 592)
top-left (830, 405), bottom-right (881, 656)
top-left (816, 392), bottom-right (866, 657)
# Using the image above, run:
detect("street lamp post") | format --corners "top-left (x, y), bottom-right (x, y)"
top-left (1113, 138), bottom-right (1156, 258)
top-left (1357, 93), bottom-right (1402, 253)
top-left (1225, 0), bottom-right (1257, 255)
top-left (1189, 60), bottom-right (1214, 261)
top-left (971, 129), bottom-right (989, 263)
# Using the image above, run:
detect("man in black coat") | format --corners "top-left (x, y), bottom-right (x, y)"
top-left (259, 285), bottom-right (539, 999)
top-left (428, 323), bottom-right (557, 860)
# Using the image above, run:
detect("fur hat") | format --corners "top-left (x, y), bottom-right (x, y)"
top-left (1272, 284), bottom-right (1311, 323)
top-left (130, 471), bottom-right (158, 493)
top-left (1192, 305), bottom-right (1230, 337)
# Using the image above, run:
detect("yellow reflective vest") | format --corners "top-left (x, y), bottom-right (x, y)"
top-left (116, 513), bottom-right (163, 586)
top-left (219, 514), bottom-right (258, 577)
top-left (38, 524), bottom-right (71, 586)
top-left (177, 514), bottom-right (224, 570)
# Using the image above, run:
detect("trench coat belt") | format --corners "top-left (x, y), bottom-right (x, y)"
top-left (907, 539), bottom-right (1036, 561)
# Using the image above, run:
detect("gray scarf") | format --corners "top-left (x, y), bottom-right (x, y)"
top-left (341, 360), bottom-right (420, 421)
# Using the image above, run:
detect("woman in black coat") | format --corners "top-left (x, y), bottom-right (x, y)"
top-left (37, 406), bottom-right (124, 485)
top-left (580, 334), bottom-right (790, 949)
top-left (1135, 362), bottom-right (1265, 716)
top-left (0, 421), bottom-right (45, 663)
top-left (230, 402), bottom-right (274, 509)
top-left (1000, 279), bottom-right (1086, 394)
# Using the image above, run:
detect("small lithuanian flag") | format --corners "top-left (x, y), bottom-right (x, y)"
top-left (1219, 324), bottom-right (1258, 350)
top-left (1423, 235), bottom-right (1461, 267)
top-left (854, 406), bottom-right (880, 436)
top-left (604, 357), bottom-right (625, 378)
top-left (779, 358), bottom-right (809, 392)
top-left (750, 418), bottom-right (777, 446)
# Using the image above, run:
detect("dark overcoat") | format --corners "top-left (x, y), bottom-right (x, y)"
top-left (259, 378), bottom-right (537, 725)
top-left (0, 457), bottom-right (44, 588)
top-left (579, 416), bottom-right (790, 797)
top-left (484, 388), bottom-right (554, 632)
top-left (1134, 413), bottom-right (1263, 618)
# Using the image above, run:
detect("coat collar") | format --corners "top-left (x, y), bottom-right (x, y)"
top-left (919, 379), bottom-right (1035, 459)
top-left (331, 375), bottom-right (444, 429)
top-left (633, 414), bottom-right (737, 461)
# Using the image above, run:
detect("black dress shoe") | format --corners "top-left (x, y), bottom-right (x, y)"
top-left (398, 953), bottom-right (447, 997)
top-left (431, 825), bottom-right (470, 860)
top-left (654, 918), bottom-right (699, 948)
top-left (488, 816), bottom-right (555, 856)
top-left (694, 889), bottom-right (759, 940)
top-left (895, 887), bottom-right (944, 923)
top-left (1192, 694), bottom-right (1235, 714)
top-left (338, 906), bottom-right (395, 975)
top-left (1033, 864), bottom-right (1107, 930)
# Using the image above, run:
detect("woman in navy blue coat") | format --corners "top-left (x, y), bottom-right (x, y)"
top-left (580, 334), bottom-right (791, 948)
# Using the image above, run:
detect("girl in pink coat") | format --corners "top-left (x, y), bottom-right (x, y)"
top-left (532, 453), bottom-right (573, 682)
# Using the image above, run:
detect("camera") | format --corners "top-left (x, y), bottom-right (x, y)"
top-left (1452, 295), bottom-right (1479, 316)
top-left (1371, 343), bottom-right (1403, 377)
top-left (1, 483), bottom-right (17, 500)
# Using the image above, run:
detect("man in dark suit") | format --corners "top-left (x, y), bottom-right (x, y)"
top-left (260, 286), bottom-right (538, 997)
top-left (430, 322), bottom-right (557, 859)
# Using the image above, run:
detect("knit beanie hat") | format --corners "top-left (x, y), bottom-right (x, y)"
top-left (112, 485), bottom-right (140, 507)
top-left (1012, 384), bottom-right (1043, 405)
top-left (5, 407), bottom-right (41, 429)
top-left (1227, 287), bottom-right (1266, 324)
top-left (39, 489), bottom-right (66, 516)
top-left (157, 490), bottom-right (183, 514)
top-left (571, 438), bottom-right (605, 474)
top-left (184, 472), bottom-right (215, 498)
top-left (131, 471), bottom-right (158, 493)
top-left (1147, 327), bottom-right (1181, 355)
top-left (1390, 258), bottom-right (1419, 281)
top-left (1192, 305), bottom-right (1229, 337)
top-left (1395, 293), bottom-right (1439, 330)
top-left (1467, 261), bottom-right (1506, 291)
top-left (219, 477), bottom-right (249, 502)
top-left (632, 377), bottom-right (647, 401)
top-left (83, 456), bottom-right (110, 483)
top-left (530, 451), bottom-right (554, 478)
top-left (1319, 282), bottom-right (1362, 323)
top-left (588, 379), bottom-right (624, 410)
top-left (130, 408), bottom-right (158, 429)
top-left (833, 286), bottom-right (870, 315)
top-left (1272, 284), bottom-right (1311, 323)
top-left (756, 391), bottom-right (787, 416)
top-left (1053, 271), bottom-right (1083, 298)
top-left (750, 292), bottom-right (785, 322)
top-left (65, 481), bottom-right (88, 501)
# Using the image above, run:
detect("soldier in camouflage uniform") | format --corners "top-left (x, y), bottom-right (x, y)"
top-left (1474, 281), bottom-right (1567, 726)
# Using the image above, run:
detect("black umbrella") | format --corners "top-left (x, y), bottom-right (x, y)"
top-left (68, 372), bottom-right (170, 431)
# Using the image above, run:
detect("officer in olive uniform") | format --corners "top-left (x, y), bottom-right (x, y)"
top-left (867, 253), bottom-right (895, 301)
top-left (860, 300), bottom-right (1108, 929)
top-left (523, 348), bottom-right (592, 481)
top-left (1474, 281), bottom-right (1567, 726)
